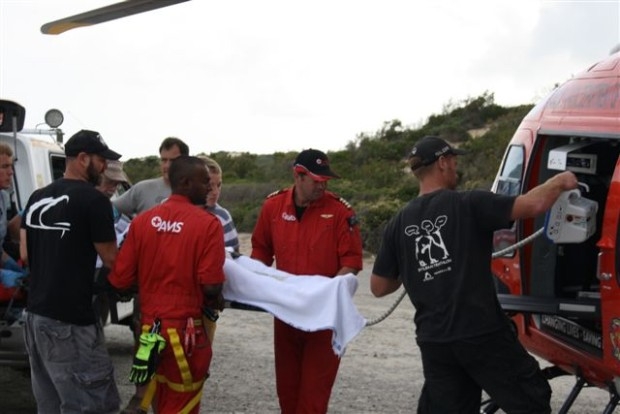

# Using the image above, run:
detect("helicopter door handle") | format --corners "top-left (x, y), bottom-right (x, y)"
top-left (597, 252), bottom-right (611, 281)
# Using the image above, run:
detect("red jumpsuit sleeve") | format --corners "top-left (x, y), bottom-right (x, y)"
top-left (197, 217), bottom-right (226, 285)
top-left (250, 200), bottom-right (275, 266)
top-left (337, 207), bottom-right (363, 271)
top-left (108, 222), bottom-right (138, 290)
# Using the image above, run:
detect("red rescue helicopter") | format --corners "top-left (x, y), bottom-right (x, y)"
top-left (488, 48), bottom-right (620, 413)
top-left (40, 3), bottom-right (620, 412)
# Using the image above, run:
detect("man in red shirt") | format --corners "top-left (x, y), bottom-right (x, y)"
top-left (251, 148), bottom-right (363, 413)
top-left (109, 156), bottom-right (225, 414)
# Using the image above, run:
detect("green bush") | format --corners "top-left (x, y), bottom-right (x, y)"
top-left (122, 93), bottom-right (531, 255)
top-left (356, 199), bottom-right (404, 253)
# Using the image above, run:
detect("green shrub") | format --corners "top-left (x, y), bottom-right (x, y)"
top-left (122, 93), bottom-right (531, 255)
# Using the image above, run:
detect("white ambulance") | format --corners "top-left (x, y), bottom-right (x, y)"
top-left (0, 99), bottom-right (132, 367)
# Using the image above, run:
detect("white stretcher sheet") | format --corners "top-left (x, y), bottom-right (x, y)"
top-left (222, 256), bottom-right (367, 356)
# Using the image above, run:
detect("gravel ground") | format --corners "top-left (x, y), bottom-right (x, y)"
top-left (1, 234), bottom-right (614, 413)
top-left (107, 267), bottom-right (612, 413)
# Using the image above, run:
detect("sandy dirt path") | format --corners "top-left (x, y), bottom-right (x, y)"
top-left (106, 235), bottom-right (612, 413)
top-left (2, 234), bottom-right (612, 413)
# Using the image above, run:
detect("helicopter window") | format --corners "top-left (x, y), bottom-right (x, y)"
top-left (496, 145), bottom-right (524, 196)
top-left (492, 145), bottom-right (524, 257)
top-left (50, 154), bottom-right (65, 181)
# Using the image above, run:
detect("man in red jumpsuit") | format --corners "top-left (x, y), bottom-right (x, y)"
top-left (251, 148), bottom-right (363, 413)
top-left (109, 156), bottom-right (225, 414)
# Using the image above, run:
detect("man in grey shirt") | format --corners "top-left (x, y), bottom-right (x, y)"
top-left (112, 137), bottom-right (189, 216)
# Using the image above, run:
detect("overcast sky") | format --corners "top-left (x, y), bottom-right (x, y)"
top-left (1, 0), bottom-right (619, 160)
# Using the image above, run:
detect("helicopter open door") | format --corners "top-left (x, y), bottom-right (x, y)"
top-left (526, 137), bottom-right (611, 354)
top-left (492, 132), bottom-right (620, 393)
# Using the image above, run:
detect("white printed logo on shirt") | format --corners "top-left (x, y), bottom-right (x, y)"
top-left (151, 216), bottom-right (183, 233)
top-left (25, 196), bottom-right (71, 237)
top-left (281, 212), bottom-right (297, 222)
top-left (404, 215), bottom-right (452, 281)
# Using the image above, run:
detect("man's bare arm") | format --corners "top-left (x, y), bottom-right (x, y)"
top-left (94, 241), bottom-right (118, 270)
top-left (511, 171), bottom-right (578, 220)
top-left (370, 274), bottom-right (402, 297)
top-left (202, 283), bottom-right (224, 310)
top-left (19, 229), bottom-right (28, 266)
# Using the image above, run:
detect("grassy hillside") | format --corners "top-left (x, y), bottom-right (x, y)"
top-left (123, 92), bottom-right (534, 254)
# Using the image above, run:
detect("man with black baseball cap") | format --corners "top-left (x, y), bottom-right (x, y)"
top-left (406, 136), bottom-right (467, 191)
top-left (293, 148), bottom-right (340, 181)
top-left (20, 128), bottom-right (122, 413)
top-left (64, 129), bottom-right (122, 160)
top-left (62, 129), bottom-right (122, 187)
top-left (371, 135), bottom-right (579, 413)
top-left (251, 148), bottom-right (363, 413)
top-left (409, 135), bottom-right (467, 172)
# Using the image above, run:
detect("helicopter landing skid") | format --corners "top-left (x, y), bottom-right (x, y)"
top-left (549, 368), bottom-right (619, 414)
top-left (480, 366), bottom-right (619, 413)
top-left (603, 382), bottom-right (620, 414)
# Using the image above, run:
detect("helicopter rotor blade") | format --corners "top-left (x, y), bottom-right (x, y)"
top-left (41, 0), bottom-right (191, 35)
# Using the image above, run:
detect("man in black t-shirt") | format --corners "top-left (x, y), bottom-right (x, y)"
top-left (371, 136), bottom-right (578, 414)
top-left (20, 130), bottom-right (122, 414)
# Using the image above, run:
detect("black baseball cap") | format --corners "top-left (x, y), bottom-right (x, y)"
top-left (64, 129), bottom-right (121, 160)
top-left (410, 136), bottom-right (466, 171)
top-left (293, 149), bottom-right (340, 181)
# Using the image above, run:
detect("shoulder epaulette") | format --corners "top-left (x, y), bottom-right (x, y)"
top-left (330, 193), bottom-right (352, 209)
top-left (266, 189), bottom-right (286, 199)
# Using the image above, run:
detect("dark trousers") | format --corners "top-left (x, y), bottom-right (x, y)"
top-left (417, 325), bottom-right (551, 414)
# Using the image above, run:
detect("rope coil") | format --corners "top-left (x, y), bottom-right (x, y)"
top-left (365, 227), bottom-right (544, 326)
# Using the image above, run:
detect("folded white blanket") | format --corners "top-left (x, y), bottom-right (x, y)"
top-left (223, 256), bottom-right (367, 356)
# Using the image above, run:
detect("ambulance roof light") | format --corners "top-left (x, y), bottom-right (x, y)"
top-left (44, 109), bottom-right (64, 128)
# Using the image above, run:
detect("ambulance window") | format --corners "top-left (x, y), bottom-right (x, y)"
top-left (50, 155), bottom-right (65, 181)
top-left (496, 145), bottom-right (524, 196)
